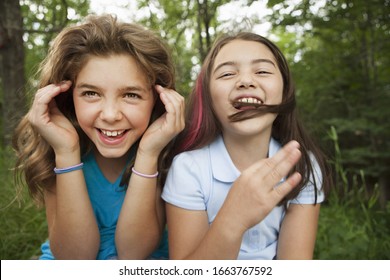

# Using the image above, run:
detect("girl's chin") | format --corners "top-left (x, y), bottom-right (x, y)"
top-left (94, 147), bottom-right (132, 160)
top-left (93, 141), bottom-right (136, 159)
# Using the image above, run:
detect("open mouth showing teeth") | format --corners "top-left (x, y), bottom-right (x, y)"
top-left (99, 129), bottom-right (127, 138)
top-left (232, 97), bottom-right (263, 110)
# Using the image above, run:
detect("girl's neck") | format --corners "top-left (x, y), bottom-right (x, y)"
top-left (222, 132), bottom-right (271, 172)
top-left (93, 149), bottom-right (131, 183)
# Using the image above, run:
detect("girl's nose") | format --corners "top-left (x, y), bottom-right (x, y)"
top-left (100, 101), bottom-right (122, 122)
top-left (237, 72), bottom-right (256, 89)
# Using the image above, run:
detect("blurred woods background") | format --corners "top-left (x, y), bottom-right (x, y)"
top-left (0, 0), bottom-right (389, 259)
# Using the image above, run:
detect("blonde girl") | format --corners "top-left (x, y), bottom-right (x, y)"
top-left (13, 15), bottom-right (184, 260)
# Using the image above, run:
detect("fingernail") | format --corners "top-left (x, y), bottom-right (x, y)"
top-left (291, 140), bottom-right (300, 147)
top-left (59, 80), bottom-right (71, 86)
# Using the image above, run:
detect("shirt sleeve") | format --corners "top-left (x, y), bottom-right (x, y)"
top-left (162, 152), bottom-right (208, 211)
top-left (290, 154), bottom-right (325, 204)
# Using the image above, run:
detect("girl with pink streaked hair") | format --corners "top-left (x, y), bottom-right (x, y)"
top-left (162, 32), bottom-right (331, 260)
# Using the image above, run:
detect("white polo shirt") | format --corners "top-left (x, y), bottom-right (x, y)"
top-left (162, 135), bottom-right (324, 260)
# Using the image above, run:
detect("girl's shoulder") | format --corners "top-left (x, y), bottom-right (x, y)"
top-left (172, 135), bottom-right (227, 169)
top-left (174, 136), bottom-right (221, 161)
top-left (172, 144), bottom-right (212, 171)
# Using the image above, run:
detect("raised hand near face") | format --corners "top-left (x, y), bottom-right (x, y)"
top-left (27, 81), bottom-right (79, 154)
top-left (139, 85), bottom-right (185, 157)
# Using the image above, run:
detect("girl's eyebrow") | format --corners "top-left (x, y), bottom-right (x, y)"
top-left (213, 61), bottom-right (236, 74)
top-left (213, 58), bottom-right (276, 74)
top-left (76, 83), bottom-right (146, 92)
top-left (252, 58), bottom-right (276, 68)
top-left (75, 83), bottom-right (100, 90)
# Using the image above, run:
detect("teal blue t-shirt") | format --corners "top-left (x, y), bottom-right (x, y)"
top-left (39, 151), bottom-right (168, 260)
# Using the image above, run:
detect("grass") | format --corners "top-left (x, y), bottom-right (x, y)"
top-left (314, 127), bottom-right (390, 259)
top-left (0, 146), bottom-right (47, 260)
top-left (1, 132), bottom-right (389, 259)
top-left (314, 183), bottom-right (390, 259)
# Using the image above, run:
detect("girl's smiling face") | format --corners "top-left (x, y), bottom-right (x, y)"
top-left (210, 39), bottom-right (284, 139)
top-left (73, 54), bottom-right (155, 159)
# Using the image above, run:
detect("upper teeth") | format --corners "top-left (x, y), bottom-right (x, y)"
top-left (101, 129), bottom-right (125, 137)
top-left (237, 97), bottom-right (263, 104)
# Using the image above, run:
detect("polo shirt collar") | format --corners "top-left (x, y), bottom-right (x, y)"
top-left (210, 135), bottom-right (240, 183)
top-left (209, 135), bottom-right (281, 183)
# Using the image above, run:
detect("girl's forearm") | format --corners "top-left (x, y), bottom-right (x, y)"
top-left (178, 207), bottom-right (244, 260)
top-left (49, 151), bottom-right (100, 259)
top-left (115, 152), bottom-right (163, 259)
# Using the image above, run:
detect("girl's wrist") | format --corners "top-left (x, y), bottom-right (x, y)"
top-left (54, 162), bottom-right (84, 174)
top-left (55, 149), bottom-right (81, 168)
top-left (54, 143), bottom-right (80, 155)
top-left (133, 150), bottom-right (159, 178)
top-left (131, 167), bottom-right (158, 178)
top-left (218, 202), bottom-right (249, 237)
top-left (138, 137), bottom-right (166, 159)
top-left (135, 147), bottom-right (160, 162)
top-left (213, 211), bottom-right (247, 245)
top-left (53, 139), bottom-right (80, 156)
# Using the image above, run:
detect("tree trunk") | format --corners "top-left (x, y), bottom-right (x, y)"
top-left (0, 0), bottom-right (26, 146)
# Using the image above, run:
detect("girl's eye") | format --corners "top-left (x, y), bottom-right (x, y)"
top-left (124, 93), bottom-right (141, 99)
top-left (256, 70), bottom-right (271, 75)
top-left (219, 72), bottom-right (235, 78)
top-left (82, 91), bottom-right (98, 97)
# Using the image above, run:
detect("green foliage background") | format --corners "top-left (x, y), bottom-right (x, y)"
top-left (1, 0), bottom-right (389, 259)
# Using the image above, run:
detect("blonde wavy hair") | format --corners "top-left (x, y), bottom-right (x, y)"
top-left (13, 14), bottom-right (175, 205)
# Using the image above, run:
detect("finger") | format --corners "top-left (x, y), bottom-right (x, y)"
top-left (255, 140), bottom-right (299, 173)
top-left (35, 81), bottom-right (72, 102)
top-left (29, 82), bottom-right (72, 124)
top-left (156, 86), bottom-right (185, 135)
top-left (169, 92), bottom-right (185, 130)
top-left (155, 85), bottom-right (184, 111)
top-left (34, 85), bottom-right (60, 108)
top-left (28, 85), bottom-right (57, 125)
top-left (271, 140), bottom-right (300, 164)
top-left (166, 90), bottom-right (185, 129)
top-left (263, 146), bottom-right (301, 188)
top-left (159, 92), bottom-right (176, 129)
top-left (58, 80), bottom-right (72, 91)
top-left (155, 85), bottom-right (185, 130)
top-left (272, 172), bottom-right (302, 201)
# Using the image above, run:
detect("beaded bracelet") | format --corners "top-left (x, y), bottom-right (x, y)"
top-left (131, 167), bottom-right (159, 178)
top-left (54, 163), bottom-right (84, 174)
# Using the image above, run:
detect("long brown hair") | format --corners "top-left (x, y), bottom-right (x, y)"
top-left (164, 32), bottom-right (331, 204)
top-left (13, 14), bottom-right (176, 205)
